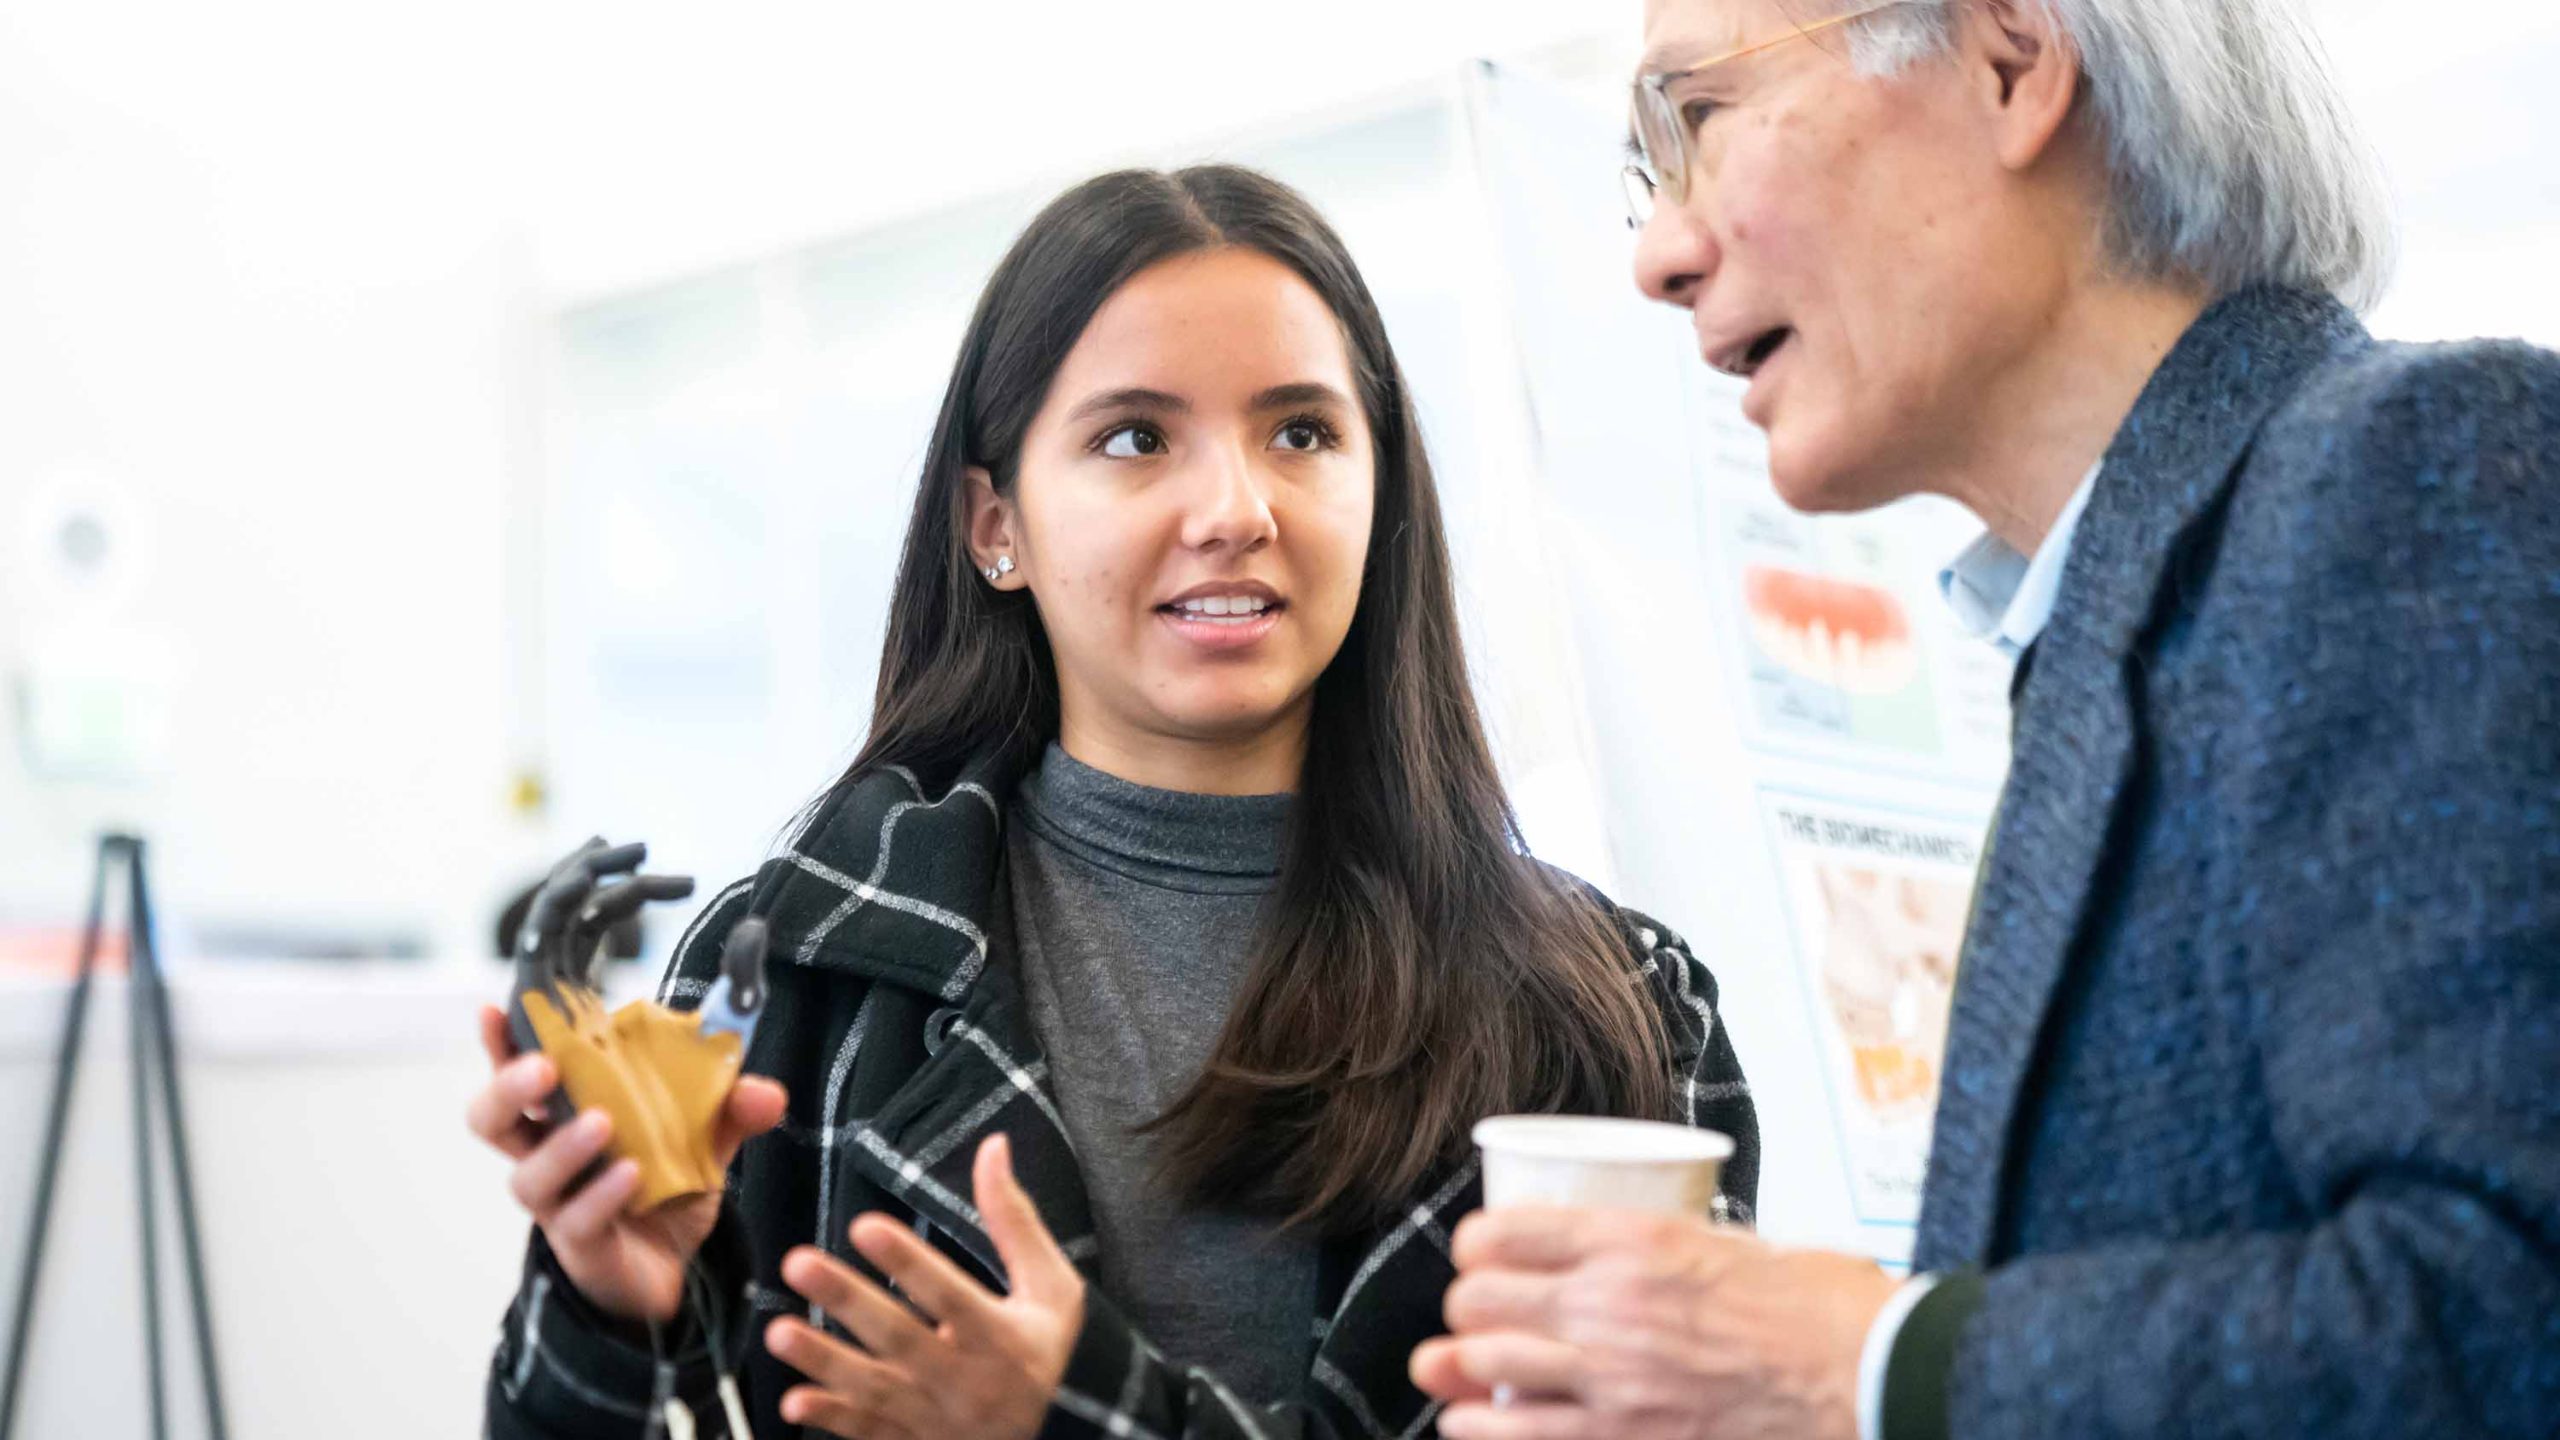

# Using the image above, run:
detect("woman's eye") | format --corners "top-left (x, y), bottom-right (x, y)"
top-left (1681, 98), bottom-right (1719, 133)
top-left (1272, 418), bottom-right (1333, 453)
top-left (1099, 424), bottom-right (1166, 459)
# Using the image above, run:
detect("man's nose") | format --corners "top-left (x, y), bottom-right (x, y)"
top-left (1633, 193), bottom-right (1718, 309)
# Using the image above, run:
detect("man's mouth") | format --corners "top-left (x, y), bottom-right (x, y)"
top-left (1710, 327), bottom-right (1794, 380)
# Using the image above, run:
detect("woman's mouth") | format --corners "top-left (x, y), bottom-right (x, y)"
top-left (1163, 594), bottom-right (1280, 624)
top-left (1157, 593), bottom-right (1287, 649)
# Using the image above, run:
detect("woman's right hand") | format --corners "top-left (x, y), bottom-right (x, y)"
top-left (466, 1003), bottom-right (789, 1324)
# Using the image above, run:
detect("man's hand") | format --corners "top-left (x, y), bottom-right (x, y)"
top-left (1410, 1207), bottom-right (1897, 1440)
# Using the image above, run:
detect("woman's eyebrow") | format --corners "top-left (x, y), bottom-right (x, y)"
top-left (1249, 382), bottom-right (1352, 412)
top-left (1064, 386), bottom-right (1189, 422)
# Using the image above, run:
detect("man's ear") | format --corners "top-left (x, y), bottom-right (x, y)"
top-left (964, 465), bottom-right (1025, 589)
top-left (1961, 0), bottom-right (2082, 172)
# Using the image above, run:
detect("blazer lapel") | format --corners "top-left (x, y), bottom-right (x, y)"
top-left (1917, 289), bottom-right (2370, 1268)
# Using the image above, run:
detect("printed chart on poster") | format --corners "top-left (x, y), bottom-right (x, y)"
top-left (1760, 790), bottom-right (1987, 1227)
top-left (1690, 382), bottom-right (2013, 781)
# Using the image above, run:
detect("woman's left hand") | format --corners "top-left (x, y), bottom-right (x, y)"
top-left (767, 1133), bottom-right (1085, 1440)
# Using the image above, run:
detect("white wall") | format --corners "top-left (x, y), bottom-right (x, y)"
top-left (0, 0), bottom-right (546, 963)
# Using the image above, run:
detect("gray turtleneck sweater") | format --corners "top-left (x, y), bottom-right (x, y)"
top-left (1005, 744), bottom-right (1318, 1404)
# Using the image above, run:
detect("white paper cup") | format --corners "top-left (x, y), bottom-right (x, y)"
top-left (1471, 1116), bottom-right (1733, 1410)
top-left (1472, 1115), bottom-right (1734, 1215)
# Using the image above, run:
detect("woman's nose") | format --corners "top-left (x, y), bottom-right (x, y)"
top-left (1179, 444), bottom-right (1280, 554)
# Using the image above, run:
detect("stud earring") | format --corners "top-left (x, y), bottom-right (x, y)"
top-left (983, 555), bottom-right (1014, 583)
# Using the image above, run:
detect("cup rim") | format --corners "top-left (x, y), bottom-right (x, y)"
top-left (1471, 1114), bottom-right (1735, 1165)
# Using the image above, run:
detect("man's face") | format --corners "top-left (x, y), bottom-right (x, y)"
top-left (1633, 0), bottom-right (2061, 514)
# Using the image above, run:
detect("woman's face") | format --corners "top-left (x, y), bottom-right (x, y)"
top-left (969, 246), bottom-right (1377, 785)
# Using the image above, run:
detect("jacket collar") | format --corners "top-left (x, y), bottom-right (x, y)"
top-left (1919, 287), bottom-right (2370, 1268)
top-left (744, 749), bottom-right (1029, 1001)
top-left (2053, 287), bottom-right (2367, 663)
top-left (752, 742), bottom-right (1458, 1341)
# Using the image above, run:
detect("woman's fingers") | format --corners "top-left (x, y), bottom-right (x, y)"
top-left (508, 1108), bottom-right (615, 1220)
top-left (477, 1004), bottom-right (516, 1069)
top-left (971, 1133), bottom-right (1079, 1309)
top-left (779, 1245), bottom-right (937, 1361)
top-left (777, 1381), bottom-right (922, 1440)
top-left (546, 1157), bottom-right (640, 1250)
top-left (465, 1052), bottom-right (559, 1159)
top-left (765, 1323), bottom-right (929, 1439)
top-left (711, 1076), bottom-right (790, 1163)
top-left (847, 1214), bottom-right (1008, 1343)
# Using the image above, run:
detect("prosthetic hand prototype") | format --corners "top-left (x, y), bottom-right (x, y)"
top-left (505, 838), bottom-right (770, 1211)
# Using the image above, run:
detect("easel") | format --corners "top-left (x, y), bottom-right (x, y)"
top-left (0, 835), bottom-right (228, 1440)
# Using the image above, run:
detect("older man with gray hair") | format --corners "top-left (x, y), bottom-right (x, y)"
top-left (1415, 1), bottom-right (2560, 1437)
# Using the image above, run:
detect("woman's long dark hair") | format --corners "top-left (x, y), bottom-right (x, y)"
top-left (842, 165), bottom-right (1672, 1233)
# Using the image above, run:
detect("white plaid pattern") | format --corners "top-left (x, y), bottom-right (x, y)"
top-left (1328, 1160), bottom-right (1479, 1331)
top-left (1311, 1357), bottom-right (1396, 1440)
top-left (789, 846), bottom-right (991, 995)
top-left (811, 988), bottom-right (882, 1321)
top-left (1054, 1379), bottom-right (1173, 1440)
top-left (503, 1270), bottom-right (651, 1422)
top-left (660, 879), bottom-right (756, 1004)
top-left (948, 1020), bottom-right (1080, 1154)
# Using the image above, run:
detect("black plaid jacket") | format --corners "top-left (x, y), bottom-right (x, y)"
top-left (486, 752), bottom-right (1760, 1440)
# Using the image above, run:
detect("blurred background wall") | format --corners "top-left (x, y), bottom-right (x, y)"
top-left (0, 1), bottom-right (2554, 1436)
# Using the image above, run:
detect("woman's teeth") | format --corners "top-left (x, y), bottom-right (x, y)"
top-left (1171, 596), bottom-right (1273, 621)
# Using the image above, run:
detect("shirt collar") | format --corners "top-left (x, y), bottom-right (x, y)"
top-left (1938, 464), bottom-right (2100, 658)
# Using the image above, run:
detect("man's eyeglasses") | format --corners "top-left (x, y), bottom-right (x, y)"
top-left (1623, 0), bottom-right (1917, 229)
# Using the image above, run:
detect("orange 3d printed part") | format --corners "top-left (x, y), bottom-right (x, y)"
top-left (504, 838), bottom-right (769, 1212)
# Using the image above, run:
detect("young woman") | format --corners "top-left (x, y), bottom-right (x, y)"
top-left (469, 165), bottom-right (1758, 1440)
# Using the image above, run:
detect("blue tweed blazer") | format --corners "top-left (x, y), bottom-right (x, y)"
top-left (1913, 287), bottom-right (2560, 1437)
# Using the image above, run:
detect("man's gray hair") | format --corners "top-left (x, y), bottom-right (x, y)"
top-left (1839, 0), bottom-right (2394, 309)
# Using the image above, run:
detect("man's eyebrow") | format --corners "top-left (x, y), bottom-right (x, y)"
top-left (1640, 18), bottom-right (1750, 78)
top-left (1248, 382), bottom-right (1353, 411)
top-left (1063, 387), bottom-right (1189, 423)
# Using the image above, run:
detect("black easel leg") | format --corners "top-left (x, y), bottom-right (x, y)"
top-left (2, 836), bottom-right (228, 1440)
top-left (128, 842), bottom-right (228, 1440)
top-left (126, 844), bottom-right (169, 1440)
top-left (0, 842), bottom-right (111, 1440)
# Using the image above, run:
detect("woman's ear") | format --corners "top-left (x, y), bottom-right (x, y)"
top-left (964, 465), bottom-right (1026, 590)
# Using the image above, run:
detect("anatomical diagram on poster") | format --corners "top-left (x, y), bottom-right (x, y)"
top-left (1691, 386), bottom-right (2013, 779)
top-left (1761, 792), bottom-right (1987, 1226)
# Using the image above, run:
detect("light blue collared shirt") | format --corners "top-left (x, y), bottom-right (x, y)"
top-left (1853, 462), bottom-right (2100, 1440)
top-left (1935, 464), bottom-right (2101, 659)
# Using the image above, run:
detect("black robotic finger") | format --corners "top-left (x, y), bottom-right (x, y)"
top-left (719, 917), bottom-right (767, 1014)
top-left (506, 836), bottom-right (710, 1134)
top-left (578, 872), bottom-right (697, 931)
top-left (517, 841), bottom-right (609, 966)
top-left (698, 917), bottom-right (769, 1040)
top-left (566, 873), bottom-right (696, 989)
